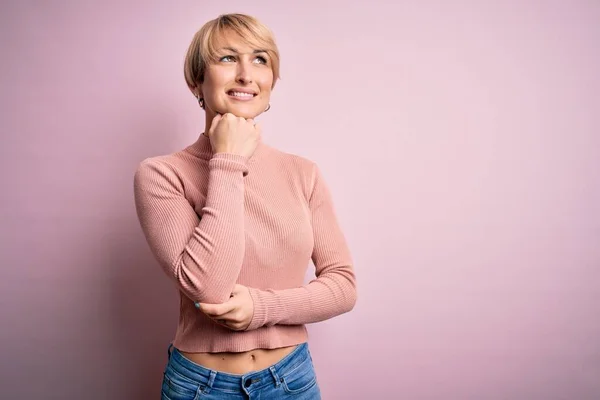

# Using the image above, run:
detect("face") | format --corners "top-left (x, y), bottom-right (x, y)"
top-left (198, 31), bottom-right (274, 119)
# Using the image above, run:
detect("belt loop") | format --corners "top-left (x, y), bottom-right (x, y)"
top-left (269, 366), bottom-right (281, 387)
top-left (203, 370), bottom-right (217, 393)
top-left (167, 343), bottom-right (174, 361)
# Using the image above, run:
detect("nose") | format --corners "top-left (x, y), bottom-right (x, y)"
top-left (235, 59), bottom-right (253, 84)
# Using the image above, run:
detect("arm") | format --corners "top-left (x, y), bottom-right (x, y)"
top-left (133, 154), bottom-right (248, 305)
top-left (244, 164), bottom-right (357, 330)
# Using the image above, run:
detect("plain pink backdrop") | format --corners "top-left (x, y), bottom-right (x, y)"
top-left (1, 1), bottom-right (599, 399)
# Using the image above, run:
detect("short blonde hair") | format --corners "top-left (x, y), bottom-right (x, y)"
top-left (184, 13), bottom-right (281, 95)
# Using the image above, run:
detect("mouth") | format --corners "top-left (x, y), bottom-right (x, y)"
top-left (227, 89), bottom-right (257, 101)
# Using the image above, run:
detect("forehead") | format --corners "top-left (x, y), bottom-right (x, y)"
top-left (212, 30), bottom-right (262, 53)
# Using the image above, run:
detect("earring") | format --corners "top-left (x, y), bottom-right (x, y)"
top-left (264, 103), bottom-right (271, 112)
top-left (197, 96), bottom-right (205, 109)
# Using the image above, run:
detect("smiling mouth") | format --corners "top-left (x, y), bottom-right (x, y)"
top-left (227, 90), bottom-right (256, 99)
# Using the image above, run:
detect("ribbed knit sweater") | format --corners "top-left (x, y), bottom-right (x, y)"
top-left (133, 133), bottom-right (357, 353)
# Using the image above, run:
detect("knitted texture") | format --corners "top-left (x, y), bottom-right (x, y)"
top-left (133, 134), bottom-right (356, 352)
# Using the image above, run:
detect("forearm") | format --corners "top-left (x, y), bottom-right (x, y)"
top-left (175, 155), bottom-right (247, 303)
top-left (245, 266), bottom-right (357, 330)
top-left (134, 154), bottom-right (248, 305)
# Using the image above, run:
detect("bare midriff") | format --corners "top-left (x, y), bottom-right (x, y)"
top-left (179, 345), bottom-right (298, 375)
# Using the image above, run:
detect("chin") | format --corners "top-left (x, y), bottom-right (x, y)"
top-left (225, 106), bottom-right (262, 119)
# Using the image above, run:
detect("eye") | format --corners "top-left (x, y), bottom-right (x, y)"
top-left (254, 56), bottom-right (268, 65)
top-left (220, 55), bottom-right (235, 62)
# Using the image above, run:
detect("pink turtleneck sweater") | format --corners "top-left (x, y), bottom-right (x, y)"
top-left (133, 134), bottom-right (356, 353)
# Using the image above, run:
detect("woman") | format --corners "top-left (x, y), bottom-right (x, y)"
top-left (134, 13), bottom-right (357, 399)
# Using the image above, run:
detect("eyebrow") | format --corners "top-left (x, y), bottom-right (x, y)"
top-left (222, 47), bottom-right (268, 55)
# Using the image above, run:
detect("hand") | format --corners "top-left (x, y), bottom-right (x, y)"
top-left (208, 113), bottom-right (261, 158)
top-left (196, 284), bottom-right (254, 331)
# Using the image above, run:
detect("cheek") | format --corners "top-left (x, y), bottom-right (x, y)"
top-left (259, 80), bottom-right (274, 96)
top-left (203, 68), bottom-right (232, 95)
top-left (258, 69), bottom-right (274, 92)
top-left (259, 87), bottom-right (272, 98)
top-left (200, 78), bottom-right (218, 99)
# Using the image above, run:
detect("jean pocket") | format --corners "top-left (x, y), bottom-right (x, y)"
top-left (161, 367), bottom-right (203, 400)
top-left (280, 358), bottom-right (318, 395)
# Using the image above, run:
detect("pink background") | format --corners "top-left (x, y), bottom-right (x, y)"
top-left (1, 1), bottom-right (599, 399)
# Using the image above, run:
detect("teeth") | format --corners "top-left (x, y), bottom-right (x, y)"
top-left (230, 91), bottom-right (254, 98)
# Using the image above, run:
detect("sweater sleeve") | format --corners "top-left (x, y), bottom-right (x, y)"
top-left (245, 164), bottom-right (357, 330)
top-left (133, 154), bottom-right (248, 305)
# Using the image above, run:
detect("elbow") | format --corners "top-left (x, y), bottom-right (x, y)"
top-left (197, 288), bottom-right (235, 305)
top-left (330, 270), bottom-right (357, 315)
top-left (173, 256), bottom-right (241, 305)
top-left (343, 284), bottom-right (357, 313)
top-left (342, 269), bottom-right (358, 313)
top-left (175, 269), bottom-right (235, 305)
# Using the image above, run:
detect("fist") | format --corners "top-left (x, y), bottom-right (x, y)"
top-left (208, 113), bottom-right (261, 159)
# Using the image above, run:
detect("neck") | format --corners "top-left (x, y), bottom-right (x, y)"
top-left (202, 109), bottom-right (217, 137)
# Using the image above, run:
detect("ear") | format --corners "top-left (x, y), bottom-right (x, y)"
top-left (190, 85), bottom-right (202, 99)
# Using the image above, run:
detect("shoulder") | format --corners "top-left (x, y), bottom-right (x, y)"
top-left (265, 145), bottom-right (321, 178)
top-left (133, 150), bottom-right (194, 191)
top-left (264, 146), bottom-right (325, 191)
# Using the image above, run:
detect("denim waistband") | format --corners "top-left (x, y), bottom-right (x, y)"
top-left (167, 342), bottom-right (310, 394)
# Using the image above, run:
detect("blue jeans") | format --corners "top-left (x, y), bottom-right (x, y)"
top-left (161, 342), bottom-right (322, 399)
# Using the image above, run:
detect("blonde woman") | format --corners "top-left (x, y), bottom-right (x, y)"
top-left (134, 13), bottom-right (357, 399)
